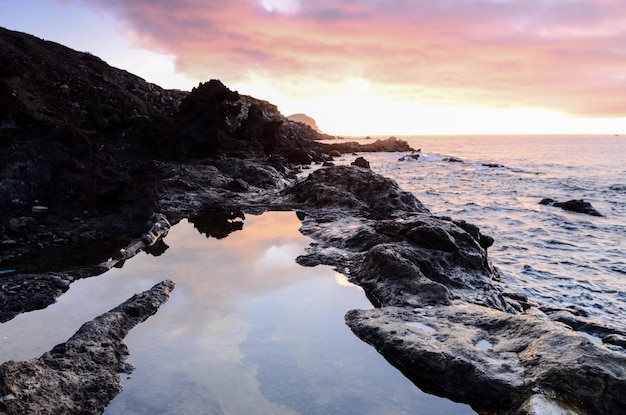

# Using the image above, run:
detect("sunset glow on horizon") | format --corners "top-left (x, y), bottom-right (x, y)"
top-left (2, 0), bottom-right (626, 136)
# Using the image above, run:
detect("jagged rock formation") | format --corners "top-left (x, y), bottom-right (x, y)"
top-left (0, 280), bottom-right (175, 415)
top-left (285, 165), bottom-right (428, 219)
top-left (281, 165), bottom-right (626, 415)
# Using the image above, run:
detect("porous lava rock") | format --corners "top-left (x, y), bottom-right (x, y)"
top-left (345, 304), bottom-right (626, 415)
top-left (0, 280), bottom-right (175, 415)
top-left (284, 165), bottom-right (428, 219)
top-left (280, 164), bottom-right (626, 414)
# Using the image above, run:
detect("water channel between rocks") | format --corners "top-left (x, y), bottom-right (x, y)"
top-left (1, 211), bottom-right (474, 415)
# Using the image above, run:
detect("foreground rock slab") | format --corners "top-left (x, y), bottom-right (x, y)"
top-left (346, 304), bottom-right (626, 414)
top-left (0, 279), bottom-right (175, 415)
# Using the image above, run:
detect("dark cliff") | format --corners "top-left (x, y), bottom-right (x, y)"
top-left (0, 27), bottom-right (319, 256)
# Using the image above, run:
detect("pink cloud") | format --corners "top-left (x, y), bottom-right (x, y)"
top-left (77, 0), bottom-right (626, 117)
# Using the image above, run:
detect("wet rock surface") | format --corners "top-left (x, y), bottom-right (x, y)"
top-left (0, 214), bottom-right (171, 323)
top-left (345, 304), bottom-right (626, 415)
top-left (279, 165), bottom-right (626, 415)
top-left (284, 165), bottom-right (428, 219)
top-left (0, 280), bottom-right (175, 415)
top-left (539, 198), bottom-right (604, 216)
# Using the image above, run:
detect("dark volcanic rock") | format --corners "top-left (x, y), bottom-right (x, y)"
top-left (320, 136), bottom-right (414, 154)
top-left (345, 304), bottom-right (626, 415)
top-left (0, 214), bottom-right (171, 323)
top-left (0, 279), bottom-right (175, 415)
top-left (158, 80), bottom-right (284, 158)
top-left (3, 26), bottom-right (625, 415)
top-left (280, 163), bottom-right (626, 414)
top-left (284, 165), bottom-right (429, 218)
top-left (540, 198), bottom-right (603, 217)
top-left (350, 156), bottom-right (370, 168)
top-left (0, 27), bottom-right (184, 262)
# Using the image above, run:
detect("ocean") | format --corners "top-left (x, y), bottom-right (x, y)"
top-left (343, 134), bottom-right (626, 330)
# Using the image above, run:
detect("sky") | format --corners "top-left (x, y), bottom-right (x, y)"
top-left (1, 0), bottom-right (626, 136)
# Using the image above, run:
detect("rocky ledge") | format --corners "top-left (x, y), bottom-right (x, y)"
top-left (0, 280), bottom-right (175, 414)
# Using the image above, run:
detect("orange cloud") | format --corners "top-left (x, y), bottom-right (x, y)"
top-left (77, 0), bottom-right (626, 119)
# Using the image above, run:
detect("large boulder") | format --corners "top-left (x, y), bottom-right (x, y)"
top-left (284, 165), bottom-right (429, 218)
top-left (353, 216), bottom-right (511, 311)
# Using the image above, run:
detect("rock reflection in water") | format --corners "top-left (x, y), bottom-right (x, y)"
top-left (189, 210), bottom-right (245, 239)
top-left (1, 212), bottom-right (474, 414)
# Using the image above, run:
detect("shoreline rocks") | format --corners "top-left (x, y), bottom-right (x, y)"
top-left (0, 280), bottom-right (175, 415)
top-left (0, 214), bottom-right (171, 323)
top-left (279, 165), bottom-right (626, 414)
top-left (345, 303), bottom-right (626, 414)
top-left (2, 26), bottom-right (625, 415)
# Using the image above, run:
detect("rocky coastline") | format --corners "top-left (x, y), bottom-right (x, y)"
top-left (1, 26), bottom-right (626, 414)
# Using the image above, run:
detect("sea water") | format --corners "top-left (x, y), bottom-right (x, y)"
top-left (1, 212), bottom-right (474, 414)
top-left (339, 134), bottom-right (626, 329)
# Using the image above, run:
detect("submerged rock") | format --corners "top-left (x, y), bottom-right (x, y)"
top-left (0, 279), bottom-right (176, 415)
top-left (539, 198), bottom-right (603, 216)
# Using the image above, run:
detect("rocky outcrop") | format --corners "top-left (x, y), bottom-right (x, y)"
top-left (284, 165), bottom-right (428, 219)
top-left (287, 113), bottom-right (321, 132)
top-left (0, 279), bottom-right (175, 415)
top-left (539, 198), bottom-right (603, 217)
top-left (350, 156), bottom-right (370, 168)
top-left (284, 166), bottom-right (513, 311)
top-left (319, 136), bottom-right (414, 154)
top-left (154, 80), bottom-right (284, 159)
top-left (346, 304), bottom-right (626, 415)
top-left (279, 164), bottom-right (626, 414)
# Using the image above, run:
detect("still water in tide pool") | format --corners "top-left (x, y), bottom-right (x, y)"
top-left (0, 211), bottom-right (474, 415)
